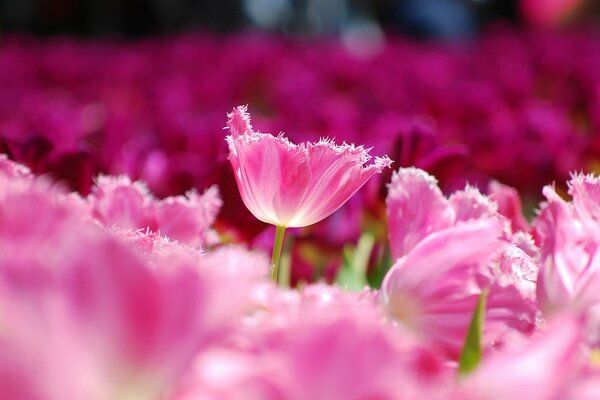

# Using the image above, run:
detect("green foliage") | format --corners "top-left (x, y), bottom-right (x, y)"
top-left (458, 289), bottom-right (489, 375)
top-left (335, 232), bottom-right (375, 291)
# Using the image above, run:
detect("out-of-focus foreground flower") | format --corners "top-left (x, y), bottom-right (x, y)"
top-left (2, 155), bottom-right (600, 398)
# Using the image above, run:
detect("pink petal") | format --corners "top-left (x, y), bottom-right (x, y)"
top-left (226, 106), bottom-right (391, 228)
top-left (89, 175), bottom-right (152, 230)
top-left (465, 315), bottom-right (582, 400)
top-left (449, 185), bottom-right (498, 222)
top-left (386, 168), bottom-right (455, 259)
top-left (568, 172), bottom-right (600, 224)
top-left (488, 181), bottom-right (530, 233)
top-left (155, 186), bottom-right (222, 247)
top-left (534, 190), bottom-right (590, 314)
top-left (382, 219), bottom-right (509, 357)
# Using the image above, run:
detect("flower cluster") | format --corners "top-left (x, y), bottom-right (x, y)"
top-left (1, 28), bottom-right (600, 250)
top-left (2, 143), bottom-right (600, 398)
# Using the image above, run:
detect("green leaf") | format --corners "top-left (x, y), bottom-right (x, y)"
top-left (367, 242), bottom-right (394, 289)
top-left (335, 232), bottom-right (375, 291)
top-left (458, 288), bottom-right (489, 375)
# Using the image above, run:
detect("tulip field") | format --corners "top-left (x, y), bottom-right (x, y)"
top-left (1, 27), bottom-right (600, 399)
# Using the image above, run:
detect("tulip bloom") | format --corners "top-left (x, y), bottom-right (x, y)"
top-left (383, 168), bottom-right (537, 358)
top-left (226, 106), bottom-right (391, 282)
top-left (534, 174), bottom-right (600, 319)
top-left (226, 106), bottom-right (391, 228)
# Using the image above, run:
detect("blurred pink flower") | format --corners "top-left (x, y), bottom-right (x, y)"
top-left (386, 169), bottom-right (539, 300)
top-left (383, 168), bottom-right (538, 358)
top-left (383, 219), bottom-right (507, 358)
top-left (534, 174), bottom-right (600, 317)
top-left (226, 106), bottom-right (391, 228)
top-left (386, 168), bottom-right (500, 260)
top-left (0, 235), bottom-right (237, 400)
top-left (0, 159), bottom-right (257, 400)
top-left (463, 315), bottom-right (583, 400)
top-left (521, 0), bottom-right (585, 27)
top-left (488, 180), bottom-right (530, 233)
top-left (89, 175), bottom-right (221, 247)
top-left (175, 283), bottom-right (452, 400)
top-left (386, 168), bottom-right (455, 259)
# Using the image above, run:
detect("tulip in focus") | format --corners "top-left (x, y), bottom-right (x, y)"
top-left (226, 106), bottom-right (391, 283)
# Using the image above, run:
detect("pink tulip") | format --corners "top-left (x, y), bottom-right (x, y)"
top-left (386, 168), bottom-right (455, 259)
top-left (386, 169), bottom-right (539, 299)
top-left (387, 168), bottom-right (501, 260)
top-left (227, 105), bottom-right (391, 283)
top-left (89, 175), bottom-right (222, 248)
top-left (226, 105), bottom-right (392, 229)
top-left (535, 174), bottom-right (600, 317)
top-left (383, 219), bottom-right (508, 358)
top-left (384, 169), bottom-right (538, 358)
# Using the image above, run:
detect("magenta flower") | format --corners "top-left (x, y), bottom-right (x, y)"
top-left (226, 106), bottom-right (391, 229)
top-left (226, 106), bottom-right (391, 282)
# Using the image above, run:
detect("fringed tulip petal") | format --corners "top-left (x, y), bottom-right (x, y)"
top-left (382, 219), bottom-right (509, 358)
top-left (226, 106), bottom-right (391, 228)
top-left (386, 168), bottom-right (455, 259)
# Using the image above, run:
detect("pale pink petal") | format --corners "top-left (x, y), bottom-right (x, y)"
top-left (383, 219), bottom-right (505, 294)
top-left (497, 245), bottom-right (539, 301)
top-left (449, 185), bottom-right (498, 222)
top-left (173, 348), bottom-right (285, 400)
top-left (572, 251), bottom-right (600, 311)
top-left (567, 366), bottom-right (600, 400)
top-left (534, 191), bottom-right (590, 314)
top-left (386, 167), bottom-right (455, 259)
top-left (199, 244), bottom-right (270, 283)
top-left (89, 175), bottom-right (152, 230)
top-left (568, 172), bottom-right (600, 224)
top-left (286, 140), bottom-right (391, 227)
top-left (155, 186), bottom-right (222, 247)
top-left (89, 176), bottom-right (222, 247)
top-left (0, 154), bottom-right (33, 180)
top-left (513, 231), bottom-right (540, 259)
top-left (488, 180), bottom-right (530, 233)
top-left (464, 315), bottom-right (583, 400)
top-left (382, 219), bottom-right (515, 358)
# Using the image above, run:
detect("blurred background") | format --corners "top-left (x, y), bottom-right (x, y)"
top-left (1, 0), bottom-right (599, 38)
top-left (1, 0), bottom-right (600, 285)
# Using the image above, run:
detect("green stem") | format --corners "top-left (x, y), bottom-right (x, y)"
top-left (271, 225), bottom-right (287, 284)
